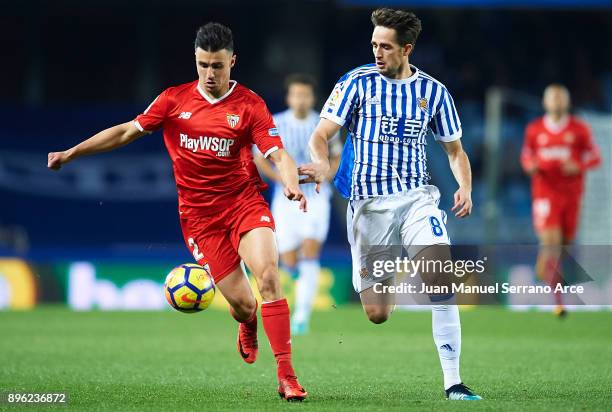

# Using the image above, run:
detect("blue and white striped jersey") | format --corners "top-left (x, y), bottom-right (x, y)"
top-left (321, 63), bottom-right (462, 200)
top-left (270, 109), bottom-right (341, 200)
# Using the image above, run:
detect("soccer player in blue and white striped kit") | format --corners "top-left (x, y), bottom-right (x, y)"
top-left (300, 8), bottom-right (482, 400)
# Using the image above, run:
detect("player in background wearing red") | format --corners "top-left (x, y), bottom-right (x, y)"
top-left (521, 84), bottom-right (601, 317)
top-left (47, 22), bottom-right (308, 401)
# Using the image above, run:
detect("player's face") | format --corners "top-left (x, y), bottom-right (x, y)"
top-left (543, 86), bottom-right (570, 116)
top-left (371, 26), bottom-right (412, 78)
top-left (286, 83), bottom-right (315, 117)
top-left (195, 47), bottom-right (236, 97)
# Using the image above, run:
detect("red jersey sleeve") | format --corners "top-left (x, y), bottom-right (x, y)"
top-left (249, 97), bottom-right (283, 158)
top-left (578, 122), bottom-right (601, 171)
top-left (134, 89), bottom-right (170, 133)
top-left (521, 121), bottom-right (538, 172)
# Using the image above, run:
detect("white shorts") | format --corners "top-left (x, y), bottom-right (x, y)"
top-left (272, 194), bottom-right (331, 254)
top-left (347, 185), bottom-right (451, 293)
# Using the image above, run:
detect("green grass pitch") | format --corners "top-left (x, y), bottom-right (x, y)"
top-left (1, 306), bottom-right (611, 411)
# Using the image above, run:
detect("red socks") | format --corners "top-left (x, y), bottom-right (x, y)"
top-left (261, 298), bottom-right (296, 380)
top-left (230, 298), bottom-right (296, 380)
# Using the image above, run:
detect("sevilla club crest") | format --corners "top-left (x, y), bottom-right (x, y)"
top-left (226, 114), bottom-right (240, 128)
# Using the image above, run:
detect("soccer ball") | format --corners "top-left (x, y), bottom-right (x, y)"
top-left (164, 263), bottom-right (215, 313)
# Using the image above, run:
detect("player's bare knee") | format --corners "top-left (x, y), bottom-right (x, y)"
top-left (301, 239), bottom-right (321, 260)
top-left (538, 229), bottom-right (562, 247)
top-left (280, 252), bottom-right (298, 268)
top-left (301, 249), bottom-right (320, 260)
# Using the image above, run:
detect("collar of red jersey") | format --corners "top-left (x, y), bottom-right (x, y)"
top-left (543, 114), bottom-right (570, 134)
top-left (196, 80), bottom-right (237, 104)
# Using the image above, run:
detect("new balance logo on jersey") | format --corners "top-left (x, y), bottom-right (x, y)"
top-left (178, 112), bottom-right (192, 119)
top-left (440, 344), bottom-right (455, 352)
top-left (260, 216), bottom-right (271, 222)
top-left (179, 133), bottom-right (235, 157)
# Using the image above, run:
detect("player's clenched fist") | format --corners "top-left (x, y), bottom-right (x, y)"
top-left (47, 151), bottom-right (70, 170)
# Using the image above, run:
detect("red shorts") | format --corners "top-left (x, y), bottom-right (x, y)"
top-left (532, 194), bottom-right (581, 240)
top-left (179, 194), bottom-right (275, 283)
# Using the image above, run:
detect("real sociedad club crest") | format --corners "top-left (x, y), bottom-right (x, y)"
top-left (418, 97), bottom-right (428, 112)
top-left (226, 114), bottom-right (240, 128)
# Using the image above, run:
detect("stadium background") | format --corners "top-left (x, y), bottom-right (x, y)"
top-left (1, 0), bottom-right (611, 310)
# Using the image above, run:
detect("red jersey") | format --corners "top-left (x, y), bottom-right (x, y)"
top-left (521, 115), bottom-right (600, 196)
top-left (134, 80), bottom-right (281, 216)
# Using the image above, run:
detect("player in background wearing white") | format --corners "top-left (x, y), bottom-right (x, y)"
top-left (300, 9), bottom-right (481, 400)
top-left (254, 74), bottom-right (341, 335)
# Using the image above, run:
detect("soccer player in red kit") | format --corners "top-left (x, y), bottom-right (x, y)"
top-left (47, 22), bottom-right (308, 401)
top-left (521, 84), bottom-right (601, 317)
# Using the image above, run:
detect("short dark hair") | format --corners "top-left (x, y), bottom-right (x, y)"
top-left (371, 8), bottom-right (422, 46)
top-left (194, 22), bottom-right (234, 52)
top-left (284, 73), bottom-right (317, 93)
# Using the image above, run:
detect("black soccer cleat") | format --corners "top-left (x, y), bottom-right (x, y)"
top-left (554, 306), bottom-right (568, 319)
top-left (445, 383), bottom-right (482, 400)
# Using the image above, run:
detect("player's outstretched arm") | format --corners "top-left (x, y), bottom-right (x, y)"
top-left (47, 121), bottom-right (148, 170)
top-left (268, 148), bottom-right (307, 212)
top-left (253, 152), bottom-right (281, 182)
top-left (440, 139), bottom-right (472, 218)
top-left (299, 118), bottom-right (342, 192)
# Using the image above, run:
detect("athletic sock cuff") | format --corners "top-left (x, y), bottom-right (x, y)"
top-left (261, 298), bottom-right (289, 317)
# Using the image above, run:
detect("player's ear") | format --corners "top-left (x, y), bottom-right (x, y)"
top-left (403, 43), bottom-right (413, 58)
top-left (230, 54), bottom-right (237, 68)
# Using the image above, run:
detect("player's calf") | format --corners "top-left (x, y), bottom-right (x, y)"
top-left (228, 297), bottom-right (257, 323)
top-left (363, 304), bottom-right (393, 324)
top-left (257, 268), bottom-right (283, 301)
top-left (359, 279), bottom-right (395, 324)
top-left (232, 301), bottom-right (259, 364)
